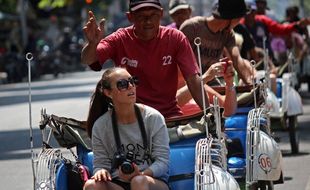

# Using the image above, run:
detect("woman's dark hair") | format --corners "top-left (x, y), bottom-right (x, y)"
top-left (86, 67), bottom-right (124, 137)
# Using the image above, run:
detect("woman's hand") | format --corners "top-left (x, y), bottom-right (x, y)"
top-left (202, 62), bottom-right (224, 83)
top-left (82, 11), bottom-right (105, 45)
top-left (202, 57), bottom-right (233, 84)
top-left (92, 169), bottom-right (112, 182)
top-left (118, 163), bottom-right (141, 182)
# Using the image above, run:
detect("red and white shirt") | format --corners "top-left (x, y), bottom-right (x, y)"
top-left (96, 26), bottom-right (199, 118)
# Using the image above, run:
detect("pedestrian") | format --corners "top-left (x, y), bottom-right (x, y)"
top-left (179, 0), bottom-right (255, 85)
top-left (81, 0), bottom-right (208, 118)
top-left (254, 0), bottom-right (276, 20)
top-left (84, 67), bottom-right (170, 190)
top-left (240, 2), bottom-right (310, 63)
top-left (167, 0), bottom-right (192, 29)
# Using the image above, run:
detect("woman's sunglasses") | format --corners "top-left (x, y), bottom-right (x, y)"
top-left (116, 76), bottom-right (139, 91)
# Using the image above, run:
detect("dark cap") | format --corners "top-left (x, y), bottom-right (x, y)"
top-left (169, 0), bottom-right (191, 15)
top-left (129, 0), bottom-right (162, 12)
top-left (212, 0), bottom-right (250, 19)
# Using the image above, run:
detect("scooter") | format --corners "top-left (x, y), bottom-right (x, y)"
top-left (225, 60), bottom-right (284, 189)
top-left (167, 97), bottom-right (240, 190)
top-left (270, 53), bottom-right (303, 154)
top-left (258, 39), bottom-right (303, 154)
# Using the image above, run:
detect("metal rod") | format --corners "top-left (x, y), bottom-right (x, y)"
top-left (250, 60), bottom-right (257, 109)
top-left (194, 37), bottom-right (208, 136)
top-left (26, 52), bottom-right (36, 189)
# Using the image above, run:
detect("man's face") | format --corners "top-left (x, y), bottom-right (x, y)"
top-left (255, 1), bottom-right (267, 14)
top-left (128, 7), bottom-right (163, 40)
top-left (170, 8), bottom-right (191, 29)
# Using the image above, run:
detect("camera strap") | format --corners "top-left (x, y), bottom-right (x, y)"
top-left (111, 104), bottom-right (149, 154)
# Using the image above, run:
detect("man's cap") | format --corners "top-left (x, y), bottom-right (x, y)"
top-left (212, 0), bottom-right (250, 19)
top-left (169, 0), bottom-right (191, 15)
top-left (129, 0), bottom-right (162, 12)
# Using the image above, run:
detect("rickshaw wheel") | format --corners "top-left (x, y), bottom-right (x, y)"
top-left (288, 116), bottom-right (299, 154)
top-left (248, 181), bottom-right (274, 190)
top-left (257, 181), bottom-right (274, 190)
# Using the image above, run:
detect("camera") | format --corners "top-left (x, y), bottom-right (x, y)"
top-left (112, 151), bottom-right (135, 174)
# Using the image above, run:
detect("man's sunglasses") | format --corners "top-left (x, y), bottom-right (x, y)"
top-left (116, 76), bottom-right (139, 91)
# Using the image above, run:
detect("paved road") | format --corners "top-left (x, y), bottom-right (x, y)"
top-left (274, 90), bottom-right (310, 190)
top-left (0, 71), bottom-right (309, 190)
top-left (0, 71), bottom-right (102, 190)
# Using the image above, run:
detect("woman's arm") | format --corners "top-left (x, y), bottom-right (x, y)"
top-left (176, 61), bottom-right (237, 116)
top-left (222, 62), bottom-right (237, 117)
top-left (176, 61), bottom-right (223, 106)
top-left (147, 113), bottom-right (170, 178)
top-left (92, 119), bottom-right (113, 175)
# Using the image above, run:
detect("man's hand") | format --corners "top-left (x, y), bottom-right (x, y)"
top-left (297, 17), bottom-right (310, 28)
top-left (81, 11), bottom-right (105, 66)
top-left (83, 11), bottom-right (105, 45)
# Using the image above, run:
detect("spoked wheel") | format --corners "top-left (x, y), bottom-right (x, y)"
top-left (288, 116), bottom-right (299, 154)
top-left (248, 181), bottom-right (274, 190)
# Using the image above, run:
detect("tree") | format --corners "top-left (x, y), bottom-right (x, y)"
top-left (0, 0), bottom-right (17, 13)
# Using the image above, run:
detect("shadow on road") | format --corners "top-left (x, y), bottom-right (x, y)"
top-left (0, 128), bottom-right (60, 160)
top-left (0, 91), bottom-right (92, 106)
top-left (0, 72), bottom-right (98, 106)
top-left (0, 81), bottom-right (95, 93)
top-left (281, 150), bottom-right (309, 157)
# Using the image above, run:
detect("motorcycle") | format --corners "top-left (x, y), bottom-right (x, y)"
top-left (219, 82), bottom-right (284, 189)
top-left (257, 51), bottom-right (303, 154)
top-left (272, 53), bottom-right (303, 154)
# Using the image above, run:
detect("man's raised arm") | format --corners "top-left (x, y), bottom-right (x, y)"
top-left (81, 11), bottom-right (105, 68)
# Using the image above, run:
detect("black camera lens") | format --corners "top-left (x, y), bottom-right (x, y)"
top-left (121, 161), bottom-right (134, 174)
top-left (112, 151), bottom-right (135, 174)
top-left (120, 151), bottom-right (135, 174)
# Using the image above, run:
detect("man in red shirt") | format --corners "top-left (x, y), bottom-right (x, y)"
top-left (81, 0), bottom-right (208, 118)
top-left (240, 3), bottom-right (310, 61)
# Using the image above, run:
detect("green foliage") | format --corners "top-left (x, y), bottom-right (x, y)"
top-left (38, 0), bottom-right (67, 9)
top-left (0, 0), bottom-right (17, 13)
top-left (36, 0), bottom-right (114, 12)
